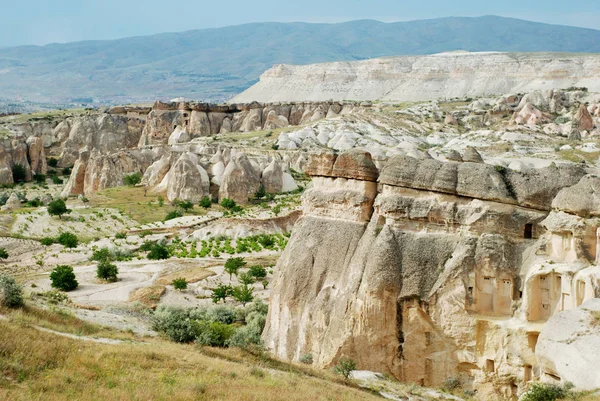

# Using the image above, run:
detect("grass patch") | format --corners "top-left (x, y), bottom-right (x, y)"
top-left (90, 186), bottom-right (206, 225)
top-left (557, 149), bottom-right (600, 164)
top-left (0, 307), bottom-right (380, 401)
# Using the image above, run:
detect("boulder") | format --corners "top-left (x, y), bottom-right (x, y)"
top-left (575, 103), bottom-right (594, 132)
top-left (462, 146), bottom-right (483, 163)
top-left (536, 299), bottom-right (600, 391)
top-left (444, 113), bottom-right (459, 125)
top-left (331, 150), bottom-right (379, 182)
top-left (26, 136), bottom-right (47, 175)
top-left (166, 152), bottom-right (210, 202)
top-left (552, 175), bottom-right (600, 217)
top-left (167, 127), bottom-right (189, 145)
top-left (143, 155), bottom-right (171, 187)
top-left (1, 193), bottom-right (21, 211)
top-left (262, 159), bottom-right (284, 193)
top-left (445, 150), bottom-right (463, 162)
top-left (514, 102), bottom-right (544, 125)
top-left (219, 153), bottom-right (261, 204)
top-left (304, 151), bottom-right (338, 177)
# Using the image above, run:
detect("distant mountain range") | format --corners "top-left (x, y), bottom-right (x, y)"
top-left (1, 15), bottom-right (600, 104)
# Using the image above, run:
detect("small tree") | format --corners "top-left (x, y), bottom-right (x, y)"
top-left (199, 196), bottom-right (212, 209)
top-left (224, 257), bottom-right (246, 280)
top-left (0, 247), bottom-right (8, 260)
top-left (262, 280), bottom-right (269, 290)
top-left (123, 172), bottom-right (142, 186)
top-left (12, 164), bottom-right (27, 183)
top-left (96, 260), bottom-right (118, 282)
top-left (47, 157), bottom-right (58, 168)
top-left (0, 273), bottom-right (24, 308)
top-left (147, 243), bottom-right (170, 260)
top-left (220, 198), bottom-right (237, 210)
top-left (254, 184), bottom-right (266, 200)
top-left (164, 209), bottom-right (183, 221)
top-left (48, 199), bottom-right (71, 219)
top-left (57, 232), bottom-right (78, 248)
top-left (178, 200), bottom-right (194, 212)
top-left (33, 173), bottom-right (46, 184)
top-left (248, 265), bottom-right (267, 280)
top-left (90, 247), bottom-right (112, 262)
top-left (50, 265), bottom-right (78, 291)
top-left (238, 272), bottom-right (255, 285)
top-left (334, 357), bottom-right (356, 379)
top-left (157, 196), bottom-right (164, 207)
top-left (211, 284), bottom-right (232, 304)
top-left (172, 278), bottom-right (188, 290)
top-left (232, 284), bottom-right (254, 306)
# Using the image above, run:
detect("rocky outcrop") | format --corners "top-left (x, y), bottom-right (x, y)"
top-left (166, 152), bottom-right (210, 202)
top-left (1, 193), bottom-right (21, 211)
top-left (265, 149), bottom-right (599, 399)
top-left (536, 299), bottom-right (600, 390)
top-left (219, 153), bottom-right (261, 204)
top-left (232, 52), bottom-right (600, 103)
top-left (575, 103), bottom-right (594, 132)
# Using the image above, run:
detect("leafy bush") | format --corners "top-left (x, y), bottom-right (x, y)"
top-left (164, 209), bottom-right (183, 221)
top-left (40, 237), bottom-right (55, 246)
top-left (147, 243), bottom-right (170, 260)
top-left (443, 377), bottom-right (461, 391)
top-left (57, 232), bottom-right (78, 248)
top-left (176, 200), bottom-right (194, 212)
top-left (220, 198), bottom-right (237, 210)
top-left (206, 305), bottom-right (237, 324)
top-left (172, 278), bottom-right (188, 290)
top-left (211, 284), bottom-right (233, 304)
top-left (47, 199), bottom-right (71, 219)
top-left (33, 173), bottom-right (46, 184)
top-left (224, 257), bottom-right (246, 279)
top-left (50, 265), bottom-right (78, 291)
top-left (199, 196), bottom-right (212, 209)
top-left (115, 232), bottom-right (127, 239)
top-left (12, 164), bottom-right (26, 182)
top-left (521, 382), bottom-right (573, 401)
top-left (96, 260), bottom-right (118, 282)
top-left (151, 306), bottom-right (200, 343)
top-left (51, 175), bottom-right (63, 185)
top-left (0, 247), bottom-right (8, 259)
top-left (334, 357), bottom-right (356, 379)
top-left (238, 272), bottom-right (255, 285)
top-left (248, 265), bottom-right (267, 280)
top-left (47, 157), bottom-right (58, 168)
top-left (232, 285), bottom-right (254, 306)
top-left (300, 354), bottom-right (314, 365)
top-left (195, 320), bottom-right (235, 347)
top-left (123, 172), bottom-right (142, 186)
top-left (0, 273), bottom-right (24, 308)
top-left (227, 309), bottom-right (266, 348)
top-left (61, 167), bottom-right (72, 176)
top-left (90, 247), bottom-right (112, 262)
top-left (254, 184), bottom-right (266, 200)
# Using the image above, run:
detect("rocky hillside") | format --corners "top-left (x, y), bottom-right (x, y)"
top-left (2, 16), bottom-right (600, 105)
top-left (265, 148), bottom-right (600, 399)
top-left (232, 52), bottom-right (600, 103)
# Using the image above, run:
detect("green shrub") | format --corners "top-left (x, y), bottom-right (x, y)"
top-left (227, 310), bottom-right (266, 348)
top-left (47, 199), bottom-right (71, 219)
top-left (90, 247), bottom-right (112, 262)
top-left (12, 164), bottom-right (26, 182)
top-left (199, 196), bottom-right (212, 209)
top-left (254, 184), bottom-right (266, 199)
top-left (47, 158), bottom-right (58, 168)
top-left (61, 167), bottom-right (72, 176)
top-left (220, 198), bottom-right (237, 210)
top-left (147, 243), bottom-right (170, 260)
top-left (51, 175), bottom-right (64, 185)
top-left (33, 174), bottom-right (46, 184)
top-left (123, 172), bottom-right (142, 186)
top-left (232, 285), bottom-right (254, 306)
top-left (57, 232), bottom-right (78, 248)
top-left (262, 280), bottom-right (269, 289)
top-left (50, 265), bottom-right (78, 291)
top-left (0, 273), bottom-right (24, 308)
top-left (177, 200), bottom-right (194, 212)
top-left (206, 305), bottom-right (237, 324)
top-left (521, 382), bottom-right (573, 401)
top-left (238, 272), bottom-right (255, 285)
top-left (151, 306), bottom-right (199, 343)
top-left (224, 257), bottom-right (246, 279)
top-left (115, 232), bottom-right (127, 239)
top-left (172, 278), bottom-right (188, 290)
top-left (300, 354), bottom-right (314, 364)
top-left (96, 260), bottom-right (118, 282)
top-left (164, 209), bottom-right (183, 221)
top-left (0, 247), bottom-right (8, 260)
top-left (248, 265), bottom-right (267, 280)
top-left (334, 357), bottom-right (356, 379)
top-left (195, 320), bottom-right (235, 347)
top-left (443, 377), bottom-right (461, 391)
top-left (272, 205), bottom-right (281, 216)
top-left (211, 284), bottom-right (233, 304)
top-left (40, 237), bottom-right (55, 246)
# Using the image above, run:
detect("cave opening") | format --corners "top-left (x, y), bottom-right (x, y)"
top-left (524, 224), bottom-right (533, 239)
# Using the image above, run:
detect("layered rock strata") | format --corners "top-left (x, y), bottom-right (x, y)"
top-left (264, 149), bottom-right (600, 399)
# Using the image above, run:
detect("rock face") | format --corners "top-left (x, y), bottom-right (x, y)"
top-left (219, 153), bottom-right (261, 204)
top-left (536, 299), bottom-right (600, 391)
top-left (232, 52), bottom-right (600, 103)
top-left (1, 193), bottom-right (21, 211)
top-left (264, 149), bottom-right (600, 398)
top-left (166, 152), bottom-right (210, 202)
top-left (575, 103), bottom-right (594, 132)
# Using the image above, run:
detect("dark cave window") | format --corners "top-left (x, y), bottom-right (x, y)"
top-left (524, 224), bottom-right (533, 239)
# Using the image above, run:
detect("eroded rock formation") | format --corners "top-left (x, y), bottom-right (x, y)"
top-left (265, 150), bottom-right (600, 399)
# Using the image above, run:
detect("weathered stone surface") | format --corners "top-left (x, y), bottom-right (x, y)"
top-left (219, 153), bottom-right (261, 204)
top-left (26, 136), bottom-right (47, 175)
top-left (1, 193), bottom-right (21, 211)
top-left (444, 113), bottom-right (458, 125)
top-left (462, 146), bottom-right (484, 163)
top-left (304, 151), bottom-right (337, 177)
top-left (261, 159), bottom-right (284, 194)
top-left (331, 150), bottom-right (378, 181)
top-left (575, 103), bottom-right (594, 131)
top-left (167, 127), bottom-right (189, 145)
top-left (552, 175), bottom-right (600, 217)
top-left (166, 152), bottom-right (210, 202)
top-left (536, 299), bottom-right (600, 390)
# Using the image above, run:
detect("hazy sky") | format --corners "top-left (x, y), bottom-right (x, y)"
top-left (3, 0), bottom-right (600, 47)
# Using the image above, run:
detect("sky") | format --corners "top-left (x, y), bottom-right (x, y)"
top-left (2, 0), bottom-right (600, 47)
